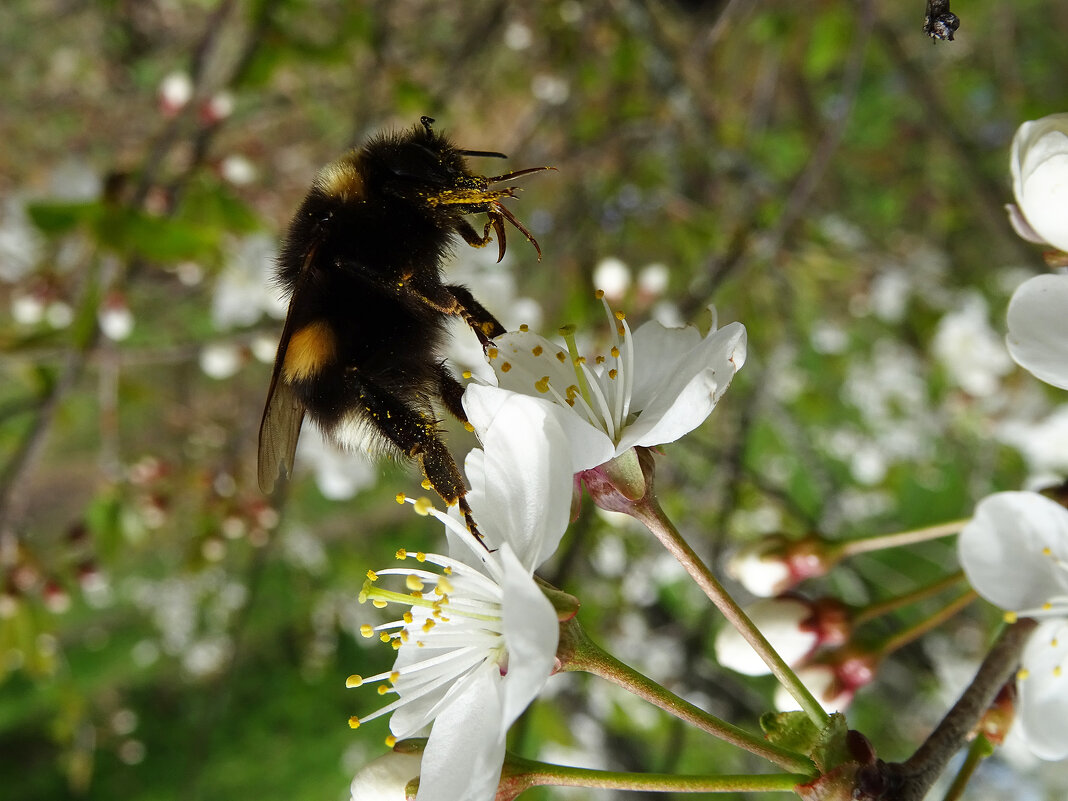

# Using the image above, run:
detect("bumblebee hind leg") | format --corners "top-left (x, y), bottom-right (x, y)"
top-left (340, 369), bottom-right (486, 545)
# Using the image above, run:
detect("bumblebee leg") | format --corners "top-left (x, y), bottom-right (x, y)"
top-left (402, 280), bottom-right (506, 348)
top-left (456, 214), bottom-right (507, 262)
top-left (436, 362), bottom-right (469, 424)
top-left (343, 370), bottom-right (486, 545)
top-left (445, 284), bottom-right (506, 346)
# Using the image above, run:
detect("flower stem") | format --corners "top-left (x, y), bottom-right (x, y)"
top-left (500, 754), bottom-right (808, 797)
top-left (877, 588), bottom-right (977, 658)
top-left (852, 571), bottom-right (967, 626)
top-left (835, 519), bottom-right (967, 558)
top-left (941, 734), bottom-right (993, 801)
top-left (629, 493), bottom-right (830, 729)
top-left (557, 618), bottom-right (817, 776)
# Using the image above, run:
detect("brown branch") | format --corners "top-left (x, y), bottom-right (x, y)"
top-left (866, 619), bottom-right (1036, 801)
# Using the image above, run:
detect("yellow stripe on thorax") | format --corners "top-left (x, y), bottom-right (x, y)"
top-left (283, 320), bottom-right (337, 381)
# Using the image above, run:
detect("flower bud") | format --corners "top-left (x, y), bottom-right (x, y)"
top-left (726, 533), bottom-right (838, 597)
top-left (715, 596), bottom-right (851, 676)
top-left (1008, 113), bottom-right (1068, 252)
top-left (158, 72), bottom-right (193, 117)
top-left (350, 751), bottom-right (422, 801)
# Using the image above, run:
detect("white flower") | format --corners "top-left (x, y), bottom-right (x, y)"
top-left (350, 395), bottom-right (572, 801)
top-left (212, 234), bottom-right (285, 330)
top-left (465, 294), bottom-right (747, 475)
top-left (1008, 114), bottom-right (1068, 252)
top-left (958, 491), bottom-right (1068, 760)
top-left (296, 428), bottom-right (376, 500)
top-left (1006, 273), bottom-right (1068, 390)
top-left (350, 752), bottom-right (422, 801)
top-left (931, 292), bottom-right (1013, 397)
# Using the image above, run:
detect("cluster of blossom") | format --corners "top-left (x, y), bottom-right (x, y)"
top-left (346, 295), bottom-right (746, 801)
top-left (958, 113), bottom-right (1068, 762)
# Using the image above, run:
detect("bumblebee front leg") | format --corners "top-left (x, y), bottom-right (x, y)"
top-left (456, 214), bottom-right (507, 263)
top-left (342, 368), bottom-right (486, 544)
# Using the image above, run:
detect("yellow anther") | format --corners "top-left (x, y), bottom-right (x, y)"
top-left (487, 347), bottom-right (499, 359)
top-left (396, 548), bottom-right (408, 559)
top-left (392, 639), bottom-right (402, 650)
top-left (421, 478), bottom-right (432, 490)
top-left (1018, 668), bottom-right (1030, 680)
top-left (464, 421), bottom-right (474, 432)
top-left (349, 716), bottom-right (361, 729)
top-left (422, 619), bottom-right (436, 633)
top-left (413, 497), bottom-right (434, 516)
top-left (390, 671), bottom-right (400, 683)
top-left (596, 355), bottom-right (605, 364)
top-left (366, 569), bottom-right (378, 581)
top-left (385, 736), bottom-right (397, 747)
top-left (574, 355), bottom-right (587, 365)
top-left (617, 323), bottom-right (625, 336)
top-left (360, 624), bottom-right (374, 638)
top-left (372, 599), bottom-right (387, 609)
top-left (615, 311), bottom-right (626, 321)
top-left (555, 351), bottom-right (566, 362)
top-left (609, 369), bottom-right (618, 379)
top-left (1055, 666), bottom-right (1063, 677)
top-left (611, 346), bottom-right (620, 358)
top-left (535, 376), bottom-right (551, 393)
top-left (396, 493), bottom-right (406, 504)
top-left (501, 361), bottom-right (512, 373)
top-left (377, 684), bottom-right (389, 695)
top-left (416, 552), bottom-right (426, 562)
top-left (379, 632), bottom-right (391, 643)
top-left (437, 575), bottom-right (454, 594)
top-left (346, 674), bottom-right (363, 688)
top-left (595, 289), bottom-right (605, 299)
top-left (462, 370), bottom-right (472, 379)
top-left (1003, 611), bottom-right (1018, 623)
top-left (1043, 547), bottom-right (1053, 555)
top-left (519, 324), bottom-right (529, 332)
top-left (399, 630), bottom-right (409, 642)
top-left (403, 611), bottom-right (413, 624)
top-left (443, 566), bottom-right (452, 575)
top-left (1044, 602), bottom-right (1053, 611)
top-left (406, 575), bottom-right (424, 592)
top-left (532, 345), bottom-right (543, 356)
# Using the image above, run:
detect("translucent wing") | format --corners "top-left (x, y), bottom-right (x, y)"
top-left (257, 243), bottom-right (321, 494)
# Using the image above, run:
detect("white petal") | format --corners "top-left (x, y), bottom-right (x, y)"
top-left (626, 319), bottom-right (705, 407)
top-left (1017, 619), bottom-right (1068, 760)
top-left (498, 544), bottom-right (559, 728)
top-left (415, 661), bottom-right (505, 801)
top-left (619, 322), bottom-right (746, 450)
top-left (1019, 154), bottom-right (1068, 253)
top-left (1006, 274), bottom-right (1068, 390)
top-left (1006, 203), bottom-right (1051, 245)
top-left (958, 491), bottom-right (1068, 612)
top-left (475, 336), bottom-right (617, 472)
top-left (462, 388), bottom-right (580, 568)
top-left (350, 752), bottom-right (422, 801)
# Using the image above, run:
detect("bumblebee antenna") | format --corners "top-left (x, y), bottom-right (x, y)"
top-left (458, 149), bottom-right (508, 159)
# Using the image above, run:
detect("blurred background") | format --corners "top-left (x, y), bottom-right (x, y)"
top-left (3, 1), bottom-right (1068, 799)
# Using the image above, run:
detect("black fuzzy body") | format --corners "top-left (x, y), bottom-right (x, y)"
top-left (257, 119), bottom-right (539, 519)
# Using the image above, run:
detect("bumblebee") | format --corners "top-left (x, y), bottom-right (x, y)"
top-left (258, 116), bottom-right (549, 534)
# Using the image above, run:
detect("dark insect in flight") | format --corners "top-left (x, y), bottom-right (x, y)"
top-left (258, 116), bottom-right (551, 536)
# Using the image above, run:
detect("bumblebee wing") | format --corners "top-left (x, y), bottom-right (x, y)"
top-left (257, 240), bottom-right (324, 494)
top-left (257, 367), bottom-right (306, 494)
